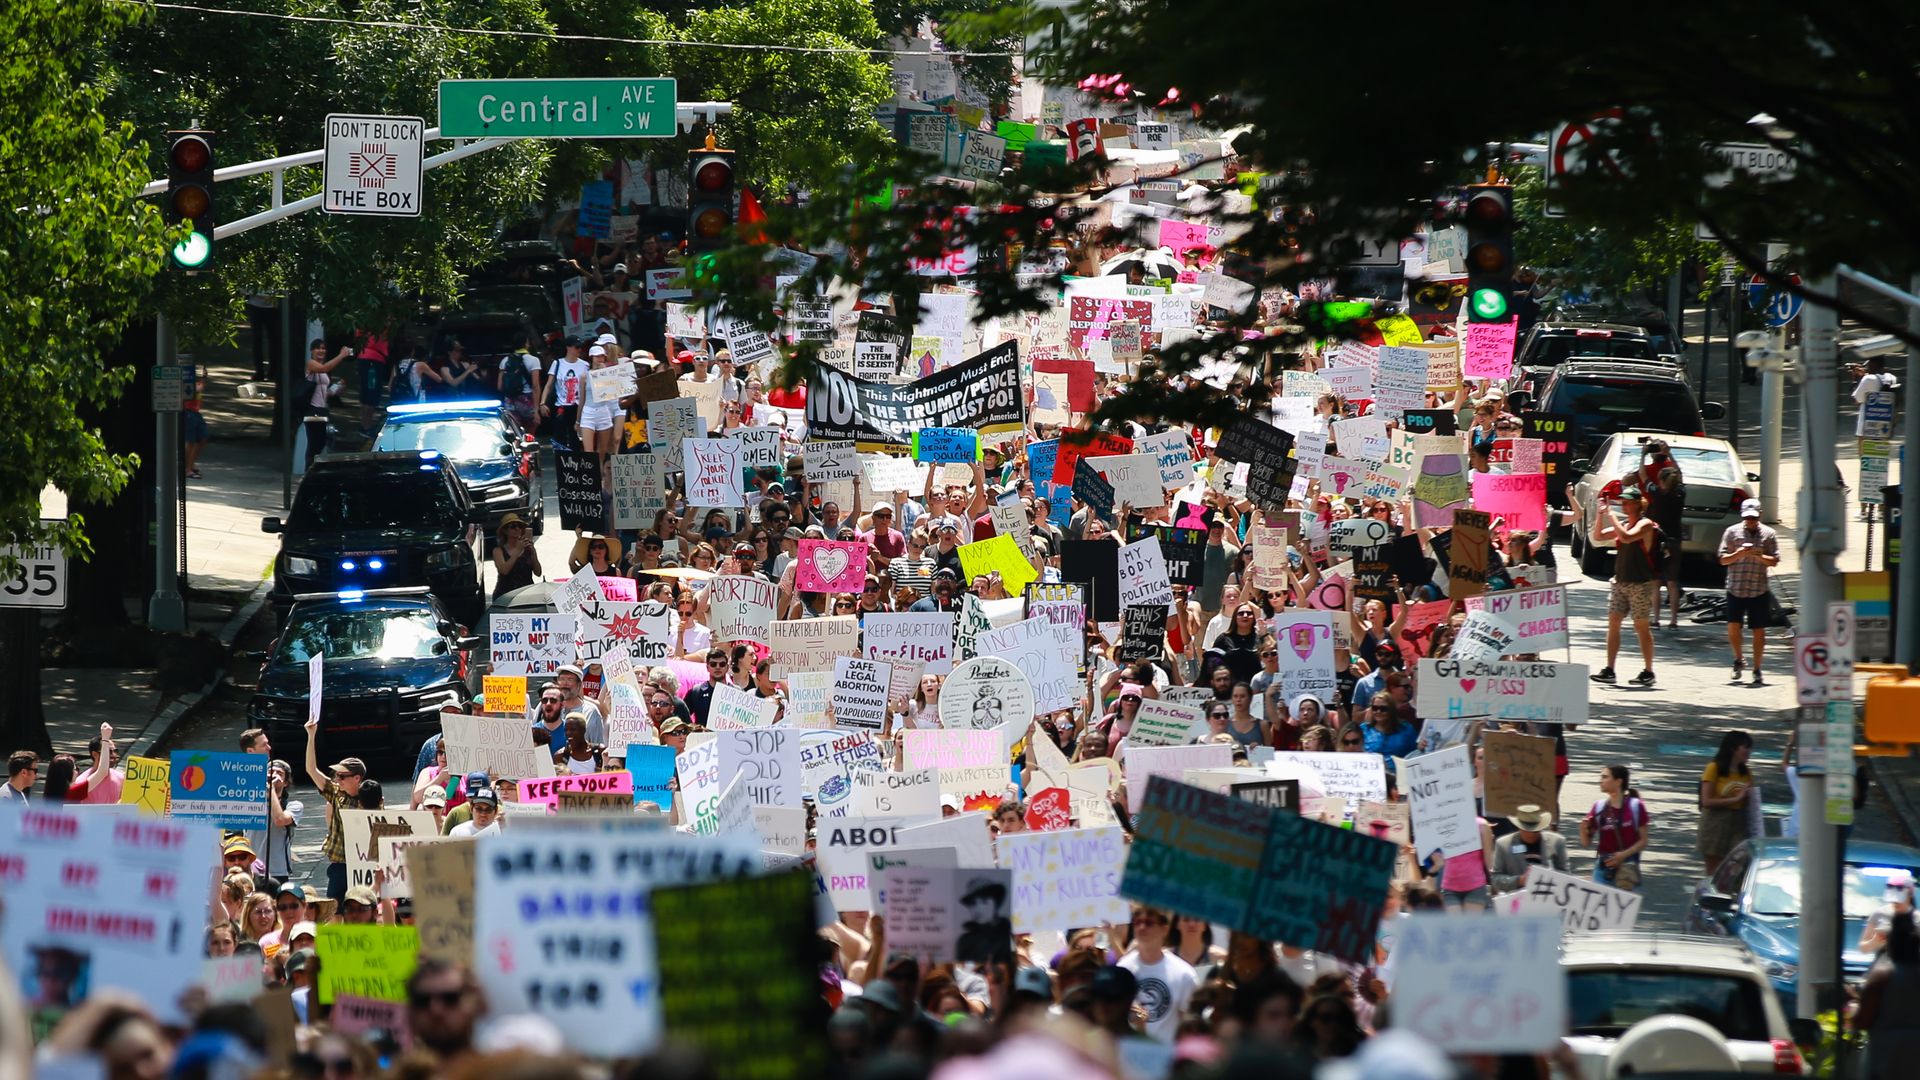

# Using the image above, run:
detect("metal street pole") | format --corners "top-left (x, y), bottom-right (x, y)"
top-left (1727, 280), bottom-right (1742, 450)
top-left (148, 315), bottom-right (187, 631)
top-left (1797, 274), bottom-right (1845, 1022)
top-left (1900, 272), bottom-right (1920, 668)
top-left (1759, 321), bottom-right (1784, 522)
top-left (281, 296), bottom-right (294, 509)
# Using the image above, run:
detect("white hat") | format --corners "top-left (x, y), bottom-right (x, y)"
top-left (1740, 498), bottom-right (1762, 518)
top-left (589, 345), bottom-right (606, 357)
top-left (597, 333), bottom-right (618, 345)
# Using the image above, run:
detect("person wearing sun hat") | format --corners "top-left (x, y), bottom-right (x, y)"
top-left (568, 532), bottom-right (623, 575)
top-left (491, 512), bottom-right (541, 599)
top-left (1490, 803), bottom-right (1569, 893)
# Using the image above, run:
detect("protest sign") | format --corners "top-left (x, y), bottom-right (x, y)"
top-left (1472, 471), bottom-right (1549, 534)
top-left (555, 450), bottom-right (605, 530)
top-left (1481, 730), bottom-right (1560, 817)
top-left (482, 674), bottom-right (526, 717)
top-left (1462, 319), bottom-right (1520, 380)
top-left (611, 452), bottom-right (668, 530)
top-left (805, 439), bottom-right (859, 482)
top-left (999, 826), bottom-right (1130, 933)
top-left (1117, 604), bottom-right (1167, 663)
top-left (1135, 524), bottom-right (1205, 587)
top-left (718, 727), bottom-right (802, 808)
top-left (1323, 363), bottom-right (1374, 402)
top-left (587, 361), bottom-right (638, 406)
top-left (1092, 453), bottom-right (1164, 506)
top-left (862, 611), bottom-right (956, 674)
top-left (1024, 787), bottom-right (1074, 831)
top-left (473, 830), bottom-right (758, 1055)
top-left (1464, 585), bottom-right (1569, 651)
top-left (785, 670), bottom-right (833, 728)
top-left (0, 808), bottom-right (214, 1025)
top-left (1124, 744), bottom-right (1233, 813)
top-left (800, 730), bottom-right (885, 817)
top-left (1412, 454), bottom-right (1471, 529)
top-left (1121, 777), bottom-right (1272, 927)
top-left (1267, 751), bottom-right (1388, 803)
top-left (1128, 698), bottom-right (1204, 748)
top-left (972, 615), bottom-right (1077, 714)
top-left (1522, 411), bottom-right (1575, 482)
top-left (1269, 611), bottom-right (1338, 704)
top-left (1415, 657), bottom-right (1590, 725)
top-left (168, 751), bottom-right (266, 828)
top-left (443, 714), bottom-right (551, 780)
top-left (1371, 346), bottom-right (1428, 417)
top-left (1117, 536), bottom-right (1174, 610)
top-left (818, 816), bottom-right (905, 908)
top-left (683, 438), bottom-right (744, 506)
top-left (831, 656), bottom-right (893, 730)
top-left (1051, 429), bottom-right (1136, 486)
top-left (1501, 866), bottom-right (1644, 934)
top-left (341, 809), bottom-right (437, 895)
top-left (867, 846), bottom-right (960, 909)
top-left (1332, 517), bottom-right (1393, 558)
top-left (733, 426), bottom-right (783, 470)
top-left (121, 754), bottom-right (171, 816)
top-left (406, 839), bottom-right (474, 964)
top-left (517, 772), bottom-right (634, 808)
top-left (556, 789), bottom-right (635, 813)
top-left (1071, 456), bottom-right (1115, 521)
top-left (768, 615), bottom-right (859, 677)
top-left (665, 302), bottom-right (706, 340)
top-left (852, 767), bottom-right (940, 819)
top-left (1448, 508), bottom-right (1493, 598)
top-left (879, 866), bottom-right (1013, 966)
top-left (1246, 802), bottom-right (1399, 961)
top-left (1026, 582), bottom-right (1086, 637)
top-left (903, 728), bottom-right (1002, 771)
top-left (574, 598), bottom-right (672, 666)
top-left (805, 340), bottom-right (1024, 451)
top-left (627, 744), bottom-right (679, 811)
top-left (327, 996), bottom-right (411, 1050)
top-left (1136, 429), bottom-right (1196, 489)
top-left (1393, 915), bottom-right (1564, 1052)
top-left (710, 681), bottom-right (777, 729)
top-left (316, 924), bottom-right (418, 1004)
top-left (1400, 746), bottom-right (1480, 859)
top-left (989, 501), bottom-right (1035, 559)
top-left (957, 532), bottom-right (1040, 596)
top-left (202, 954), bottom-right (266, 1005)
top-left (795, 539), bottom-right (869, 593)
top-left (1452, 608), bottom-right (1520, 662)
top-left (1232, 778), bottom-right (1300, 811)
top-left (939, 655), bottom-right (1035, 729)
top-left (653, 871), bottom-right (830, 1080)
top-left (912, 426), bottom-right (979, 463)
top-left (1214, 418), bottom-right (1297, 512)
top-left (1058, 538), bottom-right (1121, 622)
top-left (706, 575), bottom-right (777, 644)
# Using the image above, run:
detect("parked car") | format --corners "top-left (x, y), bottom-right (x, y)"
top-left (1511, 321), bottom-right (1666, 400)
top-left (1560, 930), bottom-right (1811, 1078)
top-left (247, 588), bottom-right (478, 766)
top-left (1511, 360), bottom-right (1726, 461)
top-left (1566, 432), bottom-right (1760, 575)
top-left (1683, 837), bottom-right (1920, 1010)
top-left (374, 401), bottom-right (544, 537)
top-left (262, 451), bottom-right (486, 627)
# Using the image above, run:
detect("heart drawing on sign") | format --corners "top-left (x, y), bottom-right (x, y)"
top-left (1459, 679), bottom-right (1477, 694)
top-left (812, 548), bottom-right (850, 584)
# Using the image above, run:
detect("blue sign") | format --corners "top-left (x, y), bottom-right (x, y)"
top-left (912, 426), bottom-right (978, 463)
top-left (168, 751), bottom-right (268, 829)
top-left (1747, 274), bottom-right (1802, 327)
top-left (1027, 439), bottom-right (1072, 529)
top-left (577, 179), bottom-right (614, 240)
top-left (628, 744), bottom-right (677, 811)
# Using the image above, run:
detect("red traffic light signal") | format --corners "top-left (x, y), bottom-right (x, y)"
top-left (687, 148), bottom-right (735, 254)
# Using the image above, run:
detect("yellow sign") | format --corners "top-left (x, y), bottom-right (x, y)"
top-left (121, 756), bottom-right (171, 817)
top-left (316, 923), bottom-right (419, 1004)
top-left (956, 533), bottom-right (1039, 597)
top-left (482, 675), bottom-right (527, 717)
top-left (1375, 312), bottom-right (1423, 346)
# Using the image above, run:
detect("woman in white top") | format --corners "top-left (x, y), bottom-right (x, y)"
top-left (553, 714), bottom-right (605, 774)
top-left (902, 673), bottom-right (944, 729)
top-left (303, 340), bottom-right (351, 467)
top-left (577, 345), bottom-right (623, 458)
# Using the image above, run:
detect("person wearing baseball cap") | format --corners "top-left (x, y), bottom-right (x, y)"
top-left (341, 884), bottom-right (381, 923)
top-left (1583, 484), bottom-right (1659, 687)
top-left (1719, 496), bottom-right (1779, 685)
top-left (302, 720), bottom-right (366, 902)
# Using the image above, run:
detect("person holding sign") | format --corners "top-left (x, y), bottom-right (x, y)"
top-left (1577, 484), bottom-right (1658, 686)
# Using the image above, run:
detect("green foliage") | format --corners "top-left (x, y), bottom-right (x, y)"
top-left (0, 0), bottom-right (172, 554)
top-left (1509, 167), bottom-right (1722, 304)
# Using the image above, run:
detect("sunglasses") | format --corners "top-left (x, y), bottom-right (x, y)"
top-left (1342, 737), bottom-right (1365, 746)
top-left (275, 902), bottom-right (303, 911)
top-left (650, 699), bottom-right (672, 707)
top-left (410, 989), bottom-right (466, 1010)
top-left (1260, 649), bottom-right (1278, 657)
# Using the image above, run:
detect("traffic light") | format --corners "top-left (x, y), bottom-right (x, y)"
top-left (1463, 183), bottom-right (1513, 323)
top-left (686, 145), bottom-right (735, 254)
top-left (165, 131), bottom-right (216, 270)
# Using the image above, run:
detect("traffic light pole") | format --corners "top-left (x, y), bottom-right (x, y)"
top-left (1796, 274), bottom-right (1844, 1023)
top-left (1904, 273), bottom-right (1920, 669)
top-left (148, 314), bottom-right (187, 632)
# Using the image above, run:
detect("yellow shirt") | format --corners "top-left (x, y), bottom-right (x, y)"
top-left (1702, 762), bottom-right (1750, 802)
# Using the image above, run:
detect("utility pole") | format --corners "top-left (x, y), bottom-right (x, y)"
top-left (1900, 272), bottom-right (1920, 668)
top-left (1796, 273), bottom-right (1845, 1022)
top-left (148, 314), bottom-right (187, 631)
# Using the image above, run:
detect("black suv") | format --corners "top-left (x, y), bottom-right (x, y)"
top-left (263, 452), bottom-right (486, 627)
top-left (373, 401), bottom-right (544, 537)
top-left (1511, 322), bottom-right (1665, 400)
top-left (1515, 361), bottom-right (1726, 461)
top-left (248, 588), bottom-right (478, 764)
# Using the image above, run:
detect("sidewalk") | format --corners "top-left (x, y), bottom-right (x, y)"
top-left (39, 348), bottom-right (290, 762)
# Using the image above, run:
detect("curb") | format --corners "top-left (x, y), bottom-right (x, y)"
top-left (128, 576), bottom-right (275, 760)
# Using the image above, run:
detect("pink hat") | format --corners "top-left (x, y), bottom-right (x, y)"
top-left (1118, 683), bottom-right (1144, 700)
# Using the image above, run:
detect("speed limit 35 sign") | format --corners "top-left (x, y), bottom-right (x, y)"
top-left (0, 543), bottom-right (67, 609)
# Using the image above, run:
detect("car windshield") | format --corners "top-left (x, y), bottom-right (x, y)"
top-left (287, 468), bottom-right (459, 532)
top-left (1567, 970), bottom-right (1770, 1041)
top-left (1616, 444), bottom-right (1738, 485)
top-left (1558, 379), bottom-right (1702, 442)
top-left (375, 419), bottom-right (509, 460)
top-left (1527, 334), bottom-right (1657, 367)
top-left (276, 607), bottom-right (448, 663)
top-left (1751, 860), bottom-right (1918, 918)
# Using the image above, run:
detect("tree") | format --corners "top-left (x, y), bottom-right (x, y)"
top-left (0, 0), bottom-right (175, 753)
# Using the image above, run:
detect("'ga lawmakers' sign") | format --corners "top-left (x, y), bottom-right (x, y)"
top-left (1415, 658), bottom-right (1588, 725)
top-left (806, 341), bottom-right (1025, 451)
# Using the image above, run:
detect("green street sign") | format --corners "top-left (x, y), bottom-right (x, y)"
top-left (438, 78), bottom-right (678, 139)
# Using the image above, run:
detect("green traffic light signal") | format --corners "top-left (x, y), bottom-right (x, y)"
top-left (1470, 287), bottom-right (1508, 321)
top-left (171, 231), bottom-right (212, 269)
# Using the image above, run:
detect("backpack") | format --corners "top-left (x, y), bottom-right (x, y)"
top-left (500, 354), bottom-right (532, 398)
top-left (1643, 522), bottom-right (1668, 574)
top-left (391, 359), bottom-right (420, 404)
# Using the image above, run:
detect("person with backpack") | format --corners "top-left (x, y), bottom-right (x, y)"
top-left (1645, 464), bottom-right (1686, 628)
top-left (498, 337), bottom-right (545, 433)
top-left (1574, 483), bottom-right (1659, 685)
top-left (1580, 764), bottom-right (1649, 892)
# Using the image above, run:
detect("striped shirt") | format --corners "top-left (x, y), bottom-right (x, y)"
top-left (892, 554), bottom-right (934, 597)
top-left (1719, 522), bottom-right (1778, 598)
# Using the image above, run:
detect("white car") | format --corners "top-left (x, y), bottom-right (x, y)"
top-left (1561, 931), bottom-right (1811, 1079)
top-left (1566, 432), bottom-right (1759, 577)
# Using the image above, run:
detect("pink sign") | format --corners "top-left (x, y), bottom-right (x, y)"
top-left (1398, 599), bottom-right (1456, 659)
top-left (1462, 319), bottom-right (1519, 380)
top-left (515, 771), bottom-right (635, 808)
top-left (1157, 219), bottom-right (1218, 254)
top-left (795, 538), bottom-right (870, 593)
top-left (1025, 787), bottom-right (1073, 831)
top-left (598, 576), bottom-right (637, 602)
top-left (1471, 471), bottom-right (1549, 534)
